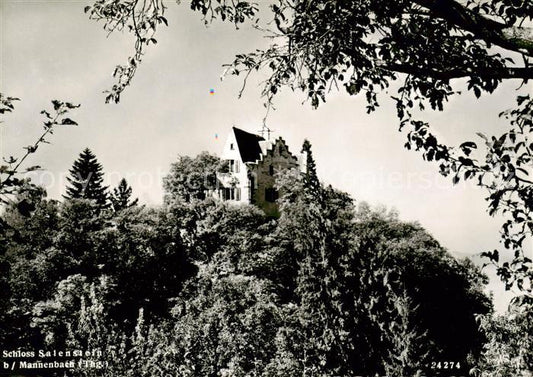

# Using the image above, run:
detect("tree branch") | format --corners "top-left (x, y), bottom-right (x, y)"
top-left (411, 0), bottom-right (533, 56)
top-left (381, 62), bottom-right (533, 80)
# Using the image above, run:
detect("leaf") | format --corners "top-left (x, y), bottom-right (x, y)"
top-left (459, 141), bottom-right (477, 156)
top-left (65, 102), bottom-right (80, 109)
top-left (40, 110), bottom-right (52, 119)
top-left (460, 141), bottom-right (477, 150)
top-left (517, 95), bottom-right (530, 105)
top-left (61, 118), bottom-right (78, 126)
top-left (51, 99), bottom-right (62, 111)
top-left (481, 250), bottom-right (499, 263)
top-left (458, 156), bottom-right (474, 166)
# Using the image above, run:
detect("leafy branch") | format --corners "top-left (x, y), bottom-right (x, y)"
top-left (85, 0), bottom-right (259, 103)
top-left (85, 0), bottom-right (168, 104)
top-left (397, 93), bottom-right (532, 303)
top-left (0, 97), bottom-right (80, 204)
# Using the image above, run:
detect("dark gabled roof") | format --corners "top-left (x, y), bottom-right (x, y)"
top-left (233, 127), bottom-right (265, 163)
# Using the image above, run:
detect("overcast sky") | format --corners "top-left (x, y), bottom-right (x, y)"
top-left (1, 0), bottom-right (531, 311)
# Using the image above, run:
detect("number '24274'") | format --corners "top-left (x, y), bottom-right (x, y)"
top-left (430, 361), bottom-right (461, 369)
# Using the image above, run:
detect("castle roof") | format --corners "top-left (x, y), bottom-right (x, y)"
top-left (233, 127), bottom-right (265, 163)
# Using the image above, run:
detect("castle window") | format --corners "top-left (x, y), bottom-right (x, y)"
top-left (228, 160), bottom-right (240, 173)
top-left (265, 187), bottom-right (278, 203)
top-left (248, 176), bottom-right (256, 203)
top-left (221, 187), bottom-right (241, 201)
top-left (230, 143), bottom-right (234, 150)
top-left (223, 187), bottom-right (233, 200)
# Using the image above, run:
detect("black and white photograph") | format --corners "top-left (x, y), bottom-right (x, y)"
top-left (0, 0), bottom-right (532, 376)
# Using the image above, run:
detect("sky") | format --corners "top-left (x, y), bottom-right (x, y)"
top-left (1, 0), bottom-right (531, 312)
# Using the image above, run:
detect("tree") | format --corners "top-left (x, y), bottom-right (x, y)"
top-left (165, 271), bottom-right (281, 377)
top-left (86, 0), bottom-right (533, 302)
top-left (270, 145), bottom-right (491, 375)
top-left (300, 139), bottom-right (321, 197)
top-left (0, 188), bottom-right (61, 348)
top-left (163, 152), bottom-right (221, 203)
top-left (1, 193), bottom-right (195, 350)
top-left (64, 148), bottom-right (109, 206)
top-left (353, 202), bottom-right (493, 365)
top-left (110, 178), bottom-right (138, 212)
top-left (0, 95), bottom-right (79, 346)
top-left (472, 302), bottom-right (533, 377)
top-left (102, 205), bottom-right (195, 322)
top-left (2, 147), bottom-right (493, 375)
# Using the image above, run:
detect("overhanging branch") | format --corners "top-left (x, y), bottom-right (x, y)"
top-left (381, 63), bottom-right (533, 81)
top-left (411, 0), bottom-right (533, 56)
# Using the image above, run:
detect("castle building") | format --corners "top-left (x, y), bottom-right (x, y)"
top-left (215, 127), bottom-right (301, 216)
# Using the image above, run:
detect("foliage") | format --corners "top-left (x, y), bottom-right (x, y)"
top-left (64, 148), bottom-right (109, 207)
top-left (101, 205), bottom-right (195, 321)
top-left (163, 151), bottom-right (221, 203)
top-left (300, 139), bottom-right (320, 194)
top-left (477, 95), bottom-right (533, 304)
top-left (0, 96), bottom-right (79, 346)
top-left (110, 178), bottom-right (138, 212)
top-left (353, 203), bottom-right (492, 363)
top-left (268, 142), bottom-right (490, 375)
top-left (31, 274), bottom-right (116, 348)
top-left (472, 302), bottom-right (533, 377)
top-left (271, 167), bottom-right (430, 376)
top-left (84, 0), bottom-right (258, 103)
top-left (1, 188), bottom-right (61, 346)
top-left (0, 95), bottom-right (79, 204)
top-left (0, 141), bottom-right (504, 375)
top-left (86, 0), bottom-right (533, 301)
top-left (1, 195), bottom-right (194, 349)
top-left (169, 270), bottom-right (281, 377)
top-left (0, 93), bottom-right (20, 116)
top-left (84, 0), bottom-right (169, 104)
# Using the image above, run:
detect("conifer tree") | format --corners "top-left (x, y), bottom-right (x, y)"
top-left (110, 178), bottom-right (138, 212)
top-left (300, 140), bottom-right (321, 197)
top-left (64, 148), bottom-right (108, 206)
